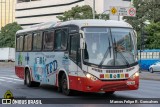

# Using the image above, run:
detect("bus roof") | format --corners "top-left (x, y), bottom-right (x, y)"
top-left (16, 19), bottom-right (133, 35)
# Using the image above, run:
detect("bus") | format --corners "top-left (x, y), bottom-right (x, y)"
top-left (15, 19), bottom-right (139, 95)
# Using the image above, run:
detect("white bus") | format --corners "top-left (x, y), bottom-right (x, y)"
top-left (15, 19), bottom-right (139, 95)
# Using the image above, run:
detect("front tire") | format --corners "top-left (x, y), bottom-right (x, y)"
top-left (149, 68), bottom-right (154, 73)
top-left (61, 73), bottom-right (72, 96)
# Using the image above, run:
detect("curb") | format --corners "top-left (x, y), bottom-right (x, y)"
top-left (140, 78), bottom-right (160, 81)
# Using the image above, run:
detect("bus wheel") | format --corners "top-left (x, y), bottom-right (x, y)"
top-left (24, 73), bottom-right (27, 85)
top-left (26, 70), bottom-right (40, 87)
top-left (104, 91), bottom-right (115, 95)
top-left (26, 70), bottom-right (32, 87)
top-left (61, 74), bottom-right (72, 96)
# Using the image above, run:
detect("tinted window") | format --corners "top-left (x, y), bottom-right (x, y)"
top-left (16, 37), bottom-right (20, 51)
top-left (28, 34), bottom-right (32, 51)
top-left (43, 31), bottom-right (54, 50)
top-left (69, 26), bottom-right (79, 33)
top-left (16, 36), bottom-right (23, 51)
top-left (70, 34), bottom-right (80, 63)
top-left (19, 36), bottom-right (23, 51)
top-left (54, 28), bottom-right (68, 50)
top-left (24, 34), bottom-right (32, 51)
top-left (33, 32), bottom-right (42, 51)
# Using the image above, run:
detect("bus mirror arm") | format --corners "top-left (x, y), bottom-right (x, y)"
top-left (80, 38), bottom-right (85, 49)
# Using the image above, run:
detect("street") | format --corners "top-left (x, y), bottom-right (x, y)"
top-left (0, 66), bottom-right (160, 107)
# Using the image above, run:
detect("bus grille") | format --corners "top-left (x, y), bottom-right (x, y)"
top-left (102, 83), bottom-right (129, 90)
top-left (106, 70), bottom-right (123, 73)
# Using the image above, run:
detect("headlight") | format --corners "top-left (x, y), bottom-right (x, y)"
top-left (84, 71), bottom-right (98, 81)
top-left (135, 72), bottom-right (139, 76)
top-left (130, 72), bottom-right (139, 80)
top-left (86, 73), bottom-right (91, 78)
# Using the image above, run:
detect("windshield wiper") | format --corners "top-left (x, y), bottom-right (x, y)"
top-left (114, 39), bottom-right (130, 67)
top-left (99, 38), bottom-right (111, 67)
top-left (117, 51), bottom-right (130, 67)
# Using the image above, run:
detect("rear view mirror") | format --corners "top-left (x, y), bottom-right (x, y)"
top-left (80, 38), bottom-right (85, 49)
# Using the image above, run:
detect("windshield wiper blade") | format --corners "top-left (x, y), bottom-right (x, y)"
top-left (113, 38), bottom-right (130, 67)
top-left (99, 38), bottom-right (111, 67)
top-left (117, 50), bottom-right (130, 67)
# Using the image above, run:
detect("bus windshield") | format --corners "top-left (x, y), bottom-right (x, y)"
top-left (83, 27), bottom-right (137, 67)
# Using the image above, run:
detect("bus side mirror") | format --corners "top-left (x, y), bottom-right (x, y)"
top-left (80, 38), bottom-right (85, 49)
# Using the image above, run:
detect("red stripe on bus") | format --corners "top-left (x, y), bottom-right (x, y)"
top-left (15, 66), bottom-right (25, 79)
top-left (68, 75), bottom-right (139, 92)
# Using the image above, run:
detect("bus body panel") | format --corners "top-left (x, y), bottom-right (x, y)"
top-left (15, 51), bottom-right (81, 88)
top-left (16, 52), bottom-right (64, 85)
top-left (15, 20), bottom-right (139, 93)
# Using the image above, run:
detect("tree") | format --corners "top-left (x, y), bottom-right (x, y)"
top-left (124, 0), bottom-right (160, 30)
top-left (145, 22), bottom-right (160, 49)
top-left (0, 22), bottom-right (22, 48)
top-left (123, 0), bottom-right (160, 49)
top-left (56, 5), bottom-right (109, 21)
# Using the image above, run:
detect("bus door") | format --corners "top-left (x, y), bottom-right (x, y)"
top-left (69, 33), bottom-right (81, 90)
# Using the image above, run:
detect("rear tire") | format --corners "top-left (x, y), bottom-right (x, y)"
top-left (61, 73), bottom-right (72, 96)
top-left (26, 69), bottom-right (40, 87)
top-left (149, 68), bottom-right (154, 73)
top-left (24, 73), bottom-right (27, 85)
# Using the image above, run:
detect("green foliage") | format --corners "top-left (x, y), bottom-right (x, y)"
top-left (145, 22), bottom-right (160, 49)
top-left (124, 0), bottom-right (160, 49)
top-left (96, 14), bottom-right (109, 20)
top-left (57, 5), bottom-right (109, 21)
top-left (0, 22), bottom-right (22, 48)
top-left (124, 0), bottom-right (160, 30)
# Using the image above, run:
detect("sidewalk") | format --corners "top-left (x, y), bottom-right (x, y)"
top-left (140, 70), bottom-right (160, 81)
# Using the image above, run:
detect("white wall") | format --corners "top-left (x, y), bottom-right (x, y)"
top-left (15, 0), bottom-right (132, 28)
top-left (16, 0), bottom-right (85, 28)
top-left (16, 0), bottom-right (79, 9)
top-left (85, 0), bottom-right (104, 13)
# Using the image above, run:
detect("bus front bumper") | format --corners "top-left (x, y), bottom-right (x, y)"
top-left (77, 75), bottom-right (139, 92)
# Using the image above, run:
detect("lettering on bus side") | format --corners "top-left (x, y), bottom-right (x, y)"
top-left (46, 60), bottom-right (58, 76)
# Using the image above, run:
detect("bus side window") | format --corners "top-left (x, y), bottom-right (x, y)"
top-left (19, 36), bottom-right (23, 51)
top-left (33, 32), bottom-right (42, 51)
top-left (16, 36), bottom-right (23, 52)
top-left (24, 35), bottom-right (28, 51)
top-left (16, 37), bottom-right (20, 51)
top-left (70, 34), bottom-right (80, 65)
top-left (43, 31), bottom-right (54, 50)
top-left (54, 28), bottom-right (68, 50)
top-left (28, 34), bottom-right (32, 51)
top-left (24, 34), bottom-right (32, 51)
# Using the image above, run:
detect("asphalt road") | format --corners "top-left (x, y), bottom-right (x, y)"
top-left (0, 66), bottom-right (160, 107)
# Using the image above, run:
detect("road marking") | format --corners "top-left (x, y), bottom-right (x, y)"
top-left (0, 75), bottom-right (19, 79)
top-left (9, 75), bottom-right (19, 78)
top-left (0, 77), bottom-right (23, 81)
top-left (0, 79), bottom-right (17, 84)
